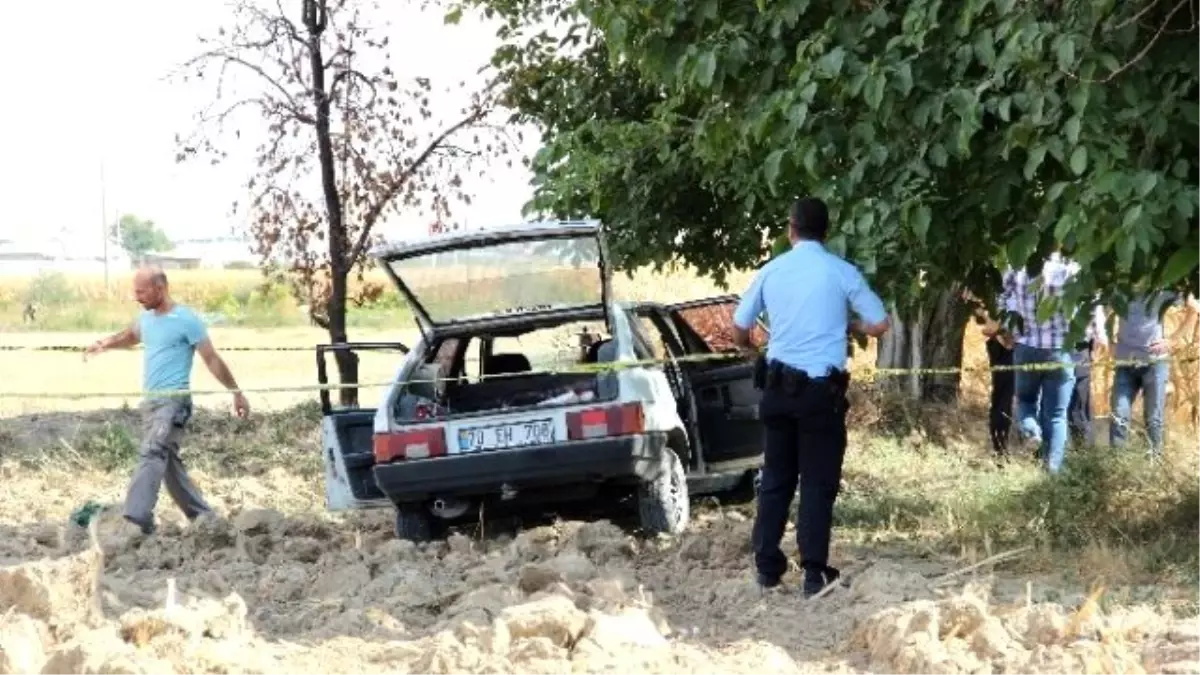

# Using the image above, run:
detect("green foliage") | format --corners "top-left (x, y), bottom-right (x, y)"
top-left (23, 272), bottom-right (76, 307)
top-left (468, 0), bottom-right (1199, 336)
top-left (111, 214), bottom-right (173, 259)
top-left (78, 422), bottom-right (139, 471)
top-left (768, 234), bottom-right (791, 260)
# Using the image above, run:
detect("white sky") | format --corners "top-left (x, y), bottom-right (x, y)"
top-left (0, 0), bottom-right (540, 249)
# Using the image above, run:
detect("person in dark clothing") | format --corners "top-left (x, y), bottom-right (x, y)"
top-left (971, 297), bottom-right (1015, 455)
top-left (984, 334), bottom-right (1015, 454)
top-left (732, 197), bottom-right (891, 597)
top-left (1067, 339), bottom-right (1096, 447)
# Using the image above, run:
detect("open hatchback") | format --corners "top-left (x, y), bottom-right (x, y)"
top-left (375, 219), bottom-right (613, 338)
top-left (316, 220), bottom-right (765, 542)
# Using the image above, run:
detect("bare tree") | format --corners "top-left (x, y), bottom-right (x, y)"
top-left (175, 0), bottom-right (509, 405)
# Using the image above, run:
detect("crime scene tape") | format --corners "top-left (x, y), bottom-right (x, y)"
top-left (0, 350), bottom-right (1193, 400)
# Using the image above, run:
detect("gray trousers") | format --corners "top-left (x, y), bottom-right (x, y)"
top-left (123, 397), bottom-right (211, 532)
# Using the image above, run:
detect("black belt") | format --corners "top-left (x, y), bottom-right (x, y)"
top-left (754, 356), bottom-right (849, 396)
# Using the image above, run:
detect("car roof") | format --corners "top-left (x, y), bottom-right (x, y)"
top-left (370, 219), bottom-right (602, 260)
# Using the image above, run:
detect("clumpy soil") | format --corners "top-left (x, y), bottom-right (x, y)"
top-left (0, 467), bottom-right (1196, 674)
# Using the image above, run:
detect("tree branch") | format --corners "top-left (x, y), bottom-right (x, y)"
top-left (346, 105), bottom-right (491, 265)
top-left (1067, 0), bottom-right (1191, 83)
top-left (330, 68), bottom-right (377, 106)
top-left (186, 49), bottom-right (317, 124)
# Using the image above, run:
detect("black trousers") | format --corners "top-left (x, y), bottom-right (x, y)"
top-left (751, 380), bottom-right (848, 581)
top-left (985, 337), bottom-right (1015, 454)
top-left (1068, 340), bottom-right (1094, 446)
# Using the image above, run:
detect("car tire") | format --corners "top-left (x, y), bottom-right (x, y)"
top-left (637, 447), bottom-right (689, 535)
top-left (393, 505), bottom-right (435, 542)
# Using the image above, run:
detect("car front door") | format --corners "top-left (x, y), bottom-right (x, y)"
top-left (663, 295), bottom-right (766, 467)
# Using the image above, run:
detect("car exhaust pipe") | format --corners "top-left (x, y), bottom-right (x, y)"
top-left (430, 497), bottom-right (469, 519)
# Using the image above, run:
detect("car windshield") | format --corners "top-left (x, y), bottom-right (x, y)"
top-left (387, 234), bottom-right (604, 323)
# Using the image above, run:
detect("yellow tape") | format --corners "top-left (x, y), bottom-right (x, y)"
top-left (0, 350), bottom-right (1193, 400)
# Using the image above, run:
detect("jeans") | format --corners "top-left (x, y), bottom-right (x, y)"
top-left (985, 337), bottom-right (1014, 454)
top-left (1012, 343), bottom-right (1076, 473)
top-left (1109, 360), bottom-right (1170, 455)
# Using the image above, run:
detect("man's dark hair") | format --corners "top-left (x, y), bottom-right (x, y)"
top-left (790, 197), bottom-right (829, 241)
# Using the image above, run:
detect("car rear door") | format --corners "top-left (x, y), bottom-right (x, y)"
top-left (663, 295), bottom-right (767, 465)
top-left (316, 342), bottom-right (409, 511)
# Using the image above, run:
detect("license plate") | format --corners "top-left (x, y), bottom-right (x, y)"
top-left (458, 419), bottom-right (555, 452)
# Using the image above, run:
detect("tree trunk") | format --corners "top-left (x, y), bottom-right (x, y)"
top-left (327, 272), bottom-right (360, 407)
top-left (875, 287), bottom-right (972, 403)
top-left (304, 0), bottom-right (358, 406)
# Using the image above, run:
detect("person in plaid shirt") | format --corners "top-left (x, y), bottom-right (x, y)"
top-left (999, 250), bottom-right (1104, 473)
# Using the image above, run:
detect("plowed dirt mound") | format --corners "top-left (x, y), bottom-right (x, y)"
top-left (1, 468), bottom-right (1196, 674)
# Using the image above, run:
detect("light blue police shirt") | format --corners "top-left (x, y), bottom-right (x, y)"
top-left (139, 305), bottom-right (209, 394)
top-left (733, 241), bottom-right (888, 377)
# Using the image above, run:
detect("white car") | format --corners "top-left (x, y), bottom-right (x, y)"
top-left (316, 220), bottom-right (767, 540)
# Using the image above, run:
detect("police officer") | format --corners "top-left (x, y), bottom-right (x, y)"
top-left (732, 197), bottom-right (890, 597)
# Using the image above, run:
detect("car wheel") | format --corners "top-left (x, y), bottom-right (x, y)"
top-left (394, 505), bottom-right (435, 542)
top-left (637, 447), bottom-right (689, 535)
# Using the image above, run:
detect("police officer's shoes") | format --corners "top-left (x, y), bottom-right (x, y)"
top-left (756, 573), bottom-right (781, 591)
top-left (802, 564), bottom-right (841, 598)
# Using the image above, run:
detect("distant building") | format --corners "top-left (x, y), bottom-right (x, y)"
top-left (0, 236), bottom-right (129, 276)
top-left (136, 252), bottom-right (203, 270)
top-left (166, 236), bottom-right (259, 269)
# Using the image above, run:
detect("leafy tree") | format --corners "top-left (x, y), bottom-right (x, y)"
top-left (467, 0), bottom-right (1198, 401)
top-left (111, 214), bottom-right (173, 259)
top-left (175, 0), bottom-right (509, 405)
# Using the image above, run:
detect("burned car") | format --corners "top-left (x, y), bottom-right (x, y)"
top-left (316, 220), bottom-right (767, 541)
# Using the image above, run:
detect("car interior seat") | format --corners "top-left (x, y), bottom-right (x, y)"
top-left (584, 338), bottom-right (618, 364)
top-left (408, 362), bottom-right (447, 401)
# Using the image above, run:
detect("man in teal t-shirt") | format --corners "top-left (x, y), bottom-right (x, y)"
top-left (85, 267), bottom-right (250, 535)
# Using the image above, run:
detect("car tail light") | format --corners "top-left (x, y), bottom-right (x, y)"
top-left (566, 402), bottom-right (644, 440)
top-left (373, 427), bottom-right (447, 463)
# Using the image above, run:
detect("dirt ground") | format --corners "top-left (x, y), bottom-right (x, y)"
top-left (2, 463), bottom-right (1197, 675)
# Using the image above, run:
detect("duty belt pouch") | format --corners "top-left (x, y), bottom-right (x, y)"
top-left (764, 362), bottom-right (782, 390)
top-left (827, 370), bottom-right (850, 415)
top-left (781, 366), bottom-right (809, 396)
top-left (753, 354), bottom-right (768, 390)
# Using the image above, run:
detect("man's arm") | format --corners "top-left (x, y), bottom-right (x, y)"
top-left (732, 269), bottom-right (767, 349)
top-left (845, 266), bottom-right (890, 338)
top-left (185, 312), bottom-right (250, 417)
top-left (196, 339), bottom-right (241, 391)
top-left (85, 321), bottom-right (141, 357)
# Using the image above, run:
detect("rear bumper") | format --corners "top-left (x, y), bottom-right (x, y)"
top-left (371, 431), bottom-right (669, 503)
